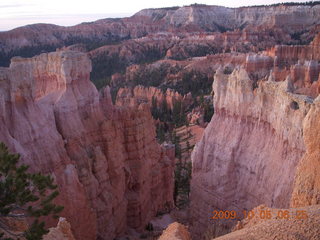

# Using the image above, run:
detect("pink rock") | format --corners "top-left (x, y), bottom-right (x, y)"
top-left (190, 67), bottom-right (311, 237)
top-left (0, 51), bottom-right (175, 240)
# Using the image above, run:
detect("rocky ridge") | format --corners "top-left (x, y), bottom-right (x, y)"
top-left (1, 3), bottom-right (320, 69)
top-left (0, 50), bottom-right (175, 240)
top-left (135, 4), bottom-right (320, 31)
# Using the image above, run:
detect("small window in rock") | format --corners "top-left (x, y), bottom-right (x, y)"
top-left (290, 101), bottom-right (299, 110)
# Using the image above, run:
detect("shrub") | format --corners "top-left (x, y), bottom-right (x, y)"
top-left (0, 143), bottom-right (63, 240)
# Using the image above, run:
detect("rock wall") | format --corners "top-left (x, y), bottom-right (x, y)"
top-left (44, 218), bottom-right (76, 240)
top-left (266, 33), bottom-right (320, 63)
top-left (116, 85), bottom-right (190, 109)
top-left (158, 222), bottom-right (192, 240)
top-left (213, 205), bottom-right (320, 240)
top-left (0, 51), bottom-right (175, 240)
top-left (136, 4), bottom-right (320, 31)
top-left (189, 67), bottom-right (313, 237)
top-left (291, 96), bottom-right (320, 207)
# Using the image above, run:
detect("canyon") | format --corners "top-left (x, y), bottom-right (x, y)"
top-left (0, 2), bottom-right (320, 240)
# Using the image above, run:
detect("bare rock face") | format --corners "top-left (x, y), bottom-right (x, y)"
top-left (158, 222), bottom-right (192, 240)
top-left (44, 218), bottom-right (76, 240)
top-left (0, 51), bottom-right (175, 240)
top-left (135, 5), bottom-right (320, 32)
top-left (267, 33), bottom-right (320, 63)
top-left (116, 85), bottom-right (186, 109)
top-left (291, 96), bottom-right (320, 207)
top-left (189, 67), bottom-right (312, 237)
top-left (213, 205), bottom-right (320, 240)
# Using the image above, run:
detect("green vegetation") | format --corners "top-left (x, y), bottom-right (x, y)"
top-left (0, 143), bottom-right (63, 240)
top-left (0, 35), bottom-right (129, 68)
top-left (91, 53), bottom-right (126, 89)
top-left (151, 98), bottom-right (187, 127)
top-left (65, 35), bottom-right (129, 51)
top-left (242, 1), bottom-right (320, 8)
top-left (203, 102), bottom-right (214, 123)
top-left (223, 67), bottom-right (233, 75)
top-left (172, 100), bottom-right (187, 127)
top-left (152, 97), bottom-right (190, 145)
top-left (90, 46), bottom-right (167, 89)
top-left (151, 69), bottom-right (213, 97)
top-left (132, 64), bottom-right (168, 87)
top-left (0, 45), bottom-right (57, 67)
top-left (167, 127), bottom-right (195, 207)
top-left (175, 70), bottom-right (213, 96)
top-left (174, 160), bottom-right (192, 208)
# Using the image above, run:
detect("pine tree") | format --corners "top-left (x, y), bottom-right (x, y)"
top-left (150, 96), bottom-right (159, 120)
top-left (186, 140), bottom-right (191, 153)
top-left (0, 142), bottom-right (64, 240)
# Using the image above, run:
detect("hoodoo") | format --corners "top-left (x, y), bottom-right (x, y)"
top-left (0, 51), bottom-right (175, 240)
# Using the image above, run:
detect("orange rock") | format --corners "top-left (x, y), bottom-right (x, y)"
top-left (0, 51), bottom-right (175, 240)
top-left (44, 218), bottom-right (76, 240)
top-left (158, 222), bottom-right (192, 240)
top-left (190, 67), bottom-right (312, 237)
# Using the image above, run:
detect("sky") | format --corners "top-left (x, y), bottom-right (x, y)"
top-left (0, 0), bottom-right (312, 31)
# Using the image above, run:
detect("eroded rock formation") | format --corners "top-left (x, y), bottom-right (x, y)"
top-left (0, 51), bottom-right (175, 240)
top-left (116, 85), bottom-right (189, 109)
top-left (291, 96), bottom-right (320, 207)
top-left (190, 67), bottom-right (313, 237)
top-left (188, 32), bottom-right (320, 239)
top-left (2, 4), bottom-right (320, 54)
top-left (158, 222), bottom-right (192, 240)
top-left (214, 205), bottom-right (320, 240)
top-left (44, 218), bottom-right (76, 240)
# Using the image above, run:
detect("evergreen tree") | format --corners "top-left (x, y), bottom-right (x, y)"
top-left (186, 140), bottom-right (191, 153)
top-left (156, 124), bottom-right (165, 143)
top-left (0, 143), bottom-right (64, 240)
top-left (172, 100), bottom-right (187, 127)
top-left (173, 133), bottom-right (182, 160)
top-left (160, 99), bottom-right (171, 122)
top-left (203, 102), bottom-right (214, 122)
top-left (151, 96), bottom-right (159, 120)
top-left (172, 100), bottom-right (182, 126)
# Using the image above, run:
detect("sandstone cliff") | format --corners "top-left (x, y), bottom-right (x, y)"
top-left (44, 218), bottom-right (75, 240)
top-left (213, 204), bottom-right (320, 240)
top-left (158, 222), bottom-right (192, 240)
top-left (190, 67), bottom-right (313, 237)
top-left (267, 32), bottom-right (320, 63)
top-left (0, 51), bottom-right (175, 240)
top-left (291, 95), bottom-right (320, 207)
top-left (116, 85), bottom-right (187, 109)
top-left (136, 4), bottom-right (320, 32)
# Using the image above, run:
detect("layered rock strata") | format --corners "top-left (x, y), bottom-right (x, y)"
top-left (190, 67), bottom-right (313, 237)
top-left (0, 51), bottom-right (175, 240)
top-left (44, 218), bottom-right (76, 240)
top-left (267, 32), bottom-right (320, 63)
top-left (214, 205), bottom-right (320, 240)
top-left (2, 3), bottom-right (319, 52)
top-left (116, 85), bottom-right (191, 109)
top-left (158, 222), bottom-right (192, 240)
top-left (291, 96), bottom-right (320, 207)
